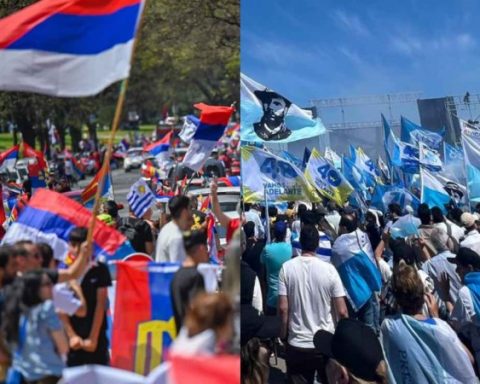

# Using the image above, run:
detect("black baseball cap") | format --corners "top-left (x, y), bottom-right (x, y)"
top-left (313, 319), bottom-right (384, 381)
top-left (241, 304), bottom-right (281, 346)
top-left (448, 247), bottom-right (480, 269)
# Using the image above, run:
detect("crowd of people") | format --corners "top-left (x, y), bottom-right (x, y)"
top-left (240, 200), bottom-right (480, 383)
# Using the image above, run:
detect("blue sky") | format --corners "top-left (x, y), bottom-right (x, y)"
top-left (242, 0), bottom-right (480, 122)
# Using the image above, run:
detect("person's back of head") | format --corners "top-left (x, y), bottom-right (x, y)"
top-left (37, 243), bottom-right (54, 269)
top-left (183, 230), bottom-right (209, 264)
top-left (388, 203), bottom-right (402, 218)
top-left (391, 262), bottom-right (424, 315)
top-left (339, 214), bottom-right (358, 234)
top-left (243, 221), bottom-right (255, 239)
top-left (300, 225), bottom-right (319, 253)
top-left (244, 202), bottom-right (251, 212)
top-left (268, 206), bottom-right (277, 219)
top-left (390, 238), bottom-right (417, 267)
top-left (431, 206), bottom-right (445, 224)
top-left (417, 203), bottom-right (431, 225)
top-left (297, 204), bottom-right (307, 220)
top-left (273, 221), bottom-right (287, 242)
top-left (68, 227), bottom-right (87, 245)
top-left (300, 210), bottom-right (317, 226)
top-left (104, 200), bottom-right (119, 219)
top-left (169, 195), bottom-right (191, 220)
top-left (450, 207), bottom-right (464, 224)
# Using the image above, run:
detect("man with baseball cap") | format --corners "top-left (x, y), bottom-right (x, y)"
top-left (460, 212), bottom-right (480, 255)
top-left (449, 247), bottom-right (480, 371)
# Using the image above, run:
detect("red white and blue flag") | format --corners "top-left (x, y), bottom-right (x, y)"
top-left (1, 189), bottom-right (134, 261)
top-left (143, 131), bottom-right (173, 164)
top-left (0, 0), bottom-right (144, 97)
top-left (0, 145), bottom-right (19, 169)
top-left (182, 103), bottom-right (235, 172)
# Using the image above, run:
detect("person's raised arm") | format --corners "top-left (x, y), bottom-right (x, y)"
top-left (210, 178), bottom-right (231, 229)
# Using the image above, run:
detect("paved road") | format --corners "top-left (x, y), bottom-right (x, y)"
top-left (76, 166), bottom-right (142, 217)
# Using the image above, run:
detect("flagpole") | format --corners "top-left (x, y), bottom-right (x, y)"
top-left (85, 2), bottom-right (147, 247)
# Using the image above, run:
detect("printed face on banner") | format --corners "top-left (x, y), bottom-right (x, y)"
top-left (253, 90), bottom-right (292, 141)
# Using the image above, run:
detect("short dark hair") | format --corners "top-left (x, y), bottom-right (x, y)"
top-left (169, 195), bottom-right (191, 219)
top-left (417, 204), bottom-right (431, 225)
top-left (243, 221), bottom-right (255, 238)
top-left (183, 230), bottom-right (207, 253)
top-left (268, 206), bottom-right (277, 218)
top-left (300, 225), bottom-right (319, 252)
top-left (37, 243), bottom-right (54, 269)
top-left (339, 214), bottom-right (358, 233)
top-left (431, 206), bottom-right (444, 224)
top-left (0, 245), bottom-right (13, 269)
top-left (301, 210), bottom-right (317, 226)
top-left (297, 204), bottom-right (307, 218)
top-left (388, 203), bottom-right (402, 217)
top-left (104, 200), bottom-right (119, 218)
top-left (244, 203), bottom-right (251, 212)
top-left (69, 227), bottom-right (88, 244)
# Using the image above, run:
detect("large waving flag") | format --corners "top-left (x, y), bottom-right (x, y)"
top-left (343, 156), bottom-right (370, 201)
top-left (241, 73), bottom-right (326, 143)
top-left (111, 261), bottom-right (178, 375)
top-left (81, 165), bottom-right (114, 207)
top-left (0, 145), bottom-right (19, 169)
top-left (419, 142), bottom-right (442, 172)
top-left (400, 116), bottom-right (444, 150)
top-left (444, 143), bottom-right (466, 184)
top-left (324, 146), bottom-right (342, 170)
top-left (371, 183), bottom-right (420, 213)
top-left (461, 120), bottom-right (480, 202)
top-left (241, 146), bottom-right (320, 203)
top-left (182, 103), bottom-right (234, 172)
top-left (280, 150), bottom-right (304, 171)
top-left (0, 0), bottom-right (144, 97)
top-left (143, 131), bottom-right (172, 164)
top-left (350, 146), bottom-right (380, 187)
top-left (1, 189), bottom-right (134, 261)
top-left (420, 167), bottom-right (451, 213)
top-left (19, 142), bottom-right (47, 169)
top-left (305, 148), bottom-right (353, 206)
top-left (383, 115), bottom-right (419, 173)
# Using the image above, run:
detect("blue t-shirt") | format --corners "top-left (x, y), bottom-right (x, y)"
top-left (261, 242), bottom-right (292, 308)
top-left (13, 300), bottom-right (64, 381)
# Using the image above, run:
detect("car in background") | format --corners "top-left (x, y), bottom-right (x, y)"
top-left (123, 147), bottom-right (144, 172)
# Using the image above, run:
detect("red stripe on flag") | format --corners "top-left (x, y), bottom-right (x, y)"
top-left (170, 354), bottom-right (240, 384)
top-left (194, 103), bottom-right (234, 126)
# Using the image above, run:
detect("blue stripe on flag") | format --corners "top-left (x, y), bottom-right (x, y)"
top-left (7, 4), bottom-right (140, 55)
top-left (192, 122), bottom-right (227, 141)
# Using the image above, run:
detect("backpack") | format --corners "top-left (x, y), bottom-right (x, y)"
top-left (117, 217), bottom-right (146, 253)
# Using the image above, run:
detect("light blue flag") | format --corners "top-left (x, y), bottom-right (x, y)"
top-left (343, 156), bottom-right (370, 201)
top-left (444, 143), bottom-right (466, 184)
top-left (461, 120), bottom-right (480, 203)
top-left (421, 167), bottom-right (451, 213)
top-left (419, 142), bottom-right (443, 172)
top-left (401, 116), bottom-right (444, 150)
top-left (350, 145), bottom-right (380, 187)
top-left (383, 115), bottom-right (419, 173)
top-left (241, 74), bottom-right (326, 143)
top-left (280, 150), bottom-right (304, 171)
top-left (371, 183), bottom-right (420, 213)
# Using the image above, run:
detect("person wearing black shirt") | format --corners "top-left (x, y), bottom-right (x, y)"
top-left (58, 227), bottom-right (113, 366)
top-left (170, 230), bottom-right (209, 332)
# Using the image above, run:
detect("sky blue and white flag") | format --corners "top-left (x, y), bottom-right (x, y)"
top-left (371, 184), bottom-right (420, 213)
top-left (444, 143), bottom-right (466, 184)
top-left (280, 150), bottom-right (304, 171)
top-left (241, 73), bottom-right (326, 143)
top-left (350, 145), bottom-right (380, 187)
top-left (127, 179), bottom-right (155, 219)
top-left (461, 120), bottom-right (480, 203)
top-left (431, 172), bottom-right (467, 207)
top-left (325, 146), bottom-right (342, 170)
top-left (343, 156), bottom-right (370, 201)
top-left (332, 229), bottom-right (382, 311)
top-left (377, 156), bottom-right (390, 183)
top-left (241, 146), bottom-right (320, 203)
top-left (401, 116), bottom-right (444, 150)
top-left (421, 168), bottom-right (451, 213)
top-left (383, 115), bottom-right (419, 173)
top-left (419, 142), bottom-right (443, 172)
top-left (302, 147), bottom-right (312, 170)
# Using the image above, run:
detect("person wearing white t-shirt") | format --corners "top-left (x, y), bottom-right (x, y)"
top-left (279, 225), bottom-right (348, 384)
top-left (155, 195), bottom-right (194, 263)
top-left (460, 212), bottom-right (480, 255)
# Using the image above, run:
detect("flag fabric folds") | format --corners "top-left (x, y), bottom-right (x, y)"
top-left (127, 179), bottom-right (155, 218)
top-left (350, 146), bottom-right (380, 187)
top-left (304, 148), bottom-right (353, 206)
top-left (241, 146), bottom-right (320, 203)
top-left (0, 145), bottom-right (19, 168)
top-left (444, 143), bottom-right (466, 184)
top-left (19, 142), bottom-right (47, 169)
top-left (179, 115), bottom-right (200, 144)
top-left (400, 116), bottom-right (444, 150)
top-left (241, 73), bottom-right (326, 143)
top-left (182, 103), bottom-right (234, 172)
top-left (419, 142), bottom-right (442, 172)
top-left (81, 165), bottom-right (114, 207)
top-left (143, 131), bottom-right (173, 164)
top-left (324, 146), bottom-right (342, 170)
top-left (170, 354), bottom-right (240, 384)
top-left (111, 261), bottom-right (178, 375)
top-left (370, 184), bottom-right (420, 213)
top-left (0, 0), bottom-right (145, 97)
top-left (461, 121), bottom-right (480, 202)
top-left (420, 167), bottom-right (451, 213)
top-left (1, 189), bottom-right (134, 261)
top-left (383, 115), bottom-right (419, 173)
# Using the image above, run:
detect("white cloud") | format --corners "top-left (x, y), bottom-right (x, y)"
top-left (331, 9), bottom-right (370, 37)
top-left (390, 32), bottom-right (476, 56)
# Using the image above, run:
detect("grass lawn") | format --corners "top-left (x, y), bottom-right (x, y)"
top-left (0, 125), bottom-right (156, 151)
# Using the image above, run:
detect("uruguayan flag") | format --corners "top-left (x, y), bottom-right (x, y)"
top-left (241, 73), bottom-right (326, 143)
top-left (461, 120), bottom-right (480, 202)
top-left (127, 179), bottom-right (155, 218)
top-left (332, 229), bottom-right (382, 311)
top-left (420, 168), bottom-right (451, 213)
